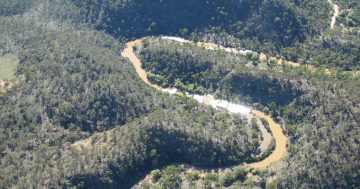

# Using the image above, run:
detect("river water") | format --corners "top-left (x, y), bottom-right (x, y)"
top-left (122, 36), bottom-right (288, 169)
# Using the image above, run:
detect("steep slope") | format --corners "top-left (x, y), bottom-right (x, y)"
top-left (0, 0), bottom-right (359, 188)
top-left (2, 97), bottom-right (257, 188)
top-left (136, 38), bottom-right (360, 188)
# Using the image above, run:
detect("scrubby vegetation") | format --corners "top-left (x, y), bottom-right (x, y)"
top-left (136, 38), bottom-right (304, 110)
top-left (336, 0), bottom-right (360, 28)
top-left (137, 38), bottom-right (360, 188)
top-left (2, 95), bottom-right (257, 188)
top-left (0, 0), bottom-right (359, 188)
top-left (137, 165), bottom-right (267, 188)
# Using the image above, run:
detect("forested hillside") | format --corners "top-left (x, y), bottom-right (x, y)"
top-left (136, 38), bottom-right (360, 188)
top-left (1, 0), bottom-right (358, 69)
top-left (2, 94), bottom-right (258, 188)
top-left (0, 0), bottom-right (359, 188)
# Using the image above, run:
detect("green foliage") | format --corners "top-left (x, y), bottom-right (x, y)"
top-left (185, 171), bottom-right (199, 183)
top-left (0, 0), bottom-right (359, 188)
top-left (250, 53), bottom-right (260, 61)
top-left (251, 117), bottom-right (258, 128)
top-left (151, 169), bottom-right (162, 183)
top-left (260, 118), bottom-right (271, 133)
top-left (159, 166), bottom-right (184, 189)
top-left (268, 57), bottom-right (278, 65)
top-left (260, 118), bottom-right (269, 127)
top-left (336, 0), bottom-right (360, 28)
top-left (147, 72), bottom-right (168, 86)
top-left (0, 0), bottom-right (35, 16)
top-left (137, 38), bottom-right (304, 109)
top-left (203, 173), bottom-right (220, 188)
top-left (263, 107), bottom-right (270, 114)
top-left (137, 37), bottom-right (360, 189)
top-left (233, 166), bottom-right (247, 182)
top-left (204, 173), bottom-right (219, 182)
top-left (220, 171), bottom-right (236, 187)
top-left (174, 78), bottom-right (186, 91)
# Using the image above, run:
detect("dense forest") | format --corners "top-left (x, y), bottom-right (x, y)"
top-left (0, 0), bottom-right (359, 188)
top-left (136, 38), bottom-right (360, 188)
top-left (2, 93), bottom-right (259, 188)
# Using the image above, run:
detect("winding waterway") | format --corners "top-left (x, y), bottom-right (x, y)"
top-left (121, 37), bottom-right (288, 170)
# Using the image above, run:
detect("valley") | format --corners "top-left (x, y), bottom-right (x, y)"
top-left (122, 37), bottom-right (291, 187)
top-left (122, 37), bottom-right (288, 170)
top-left (0, 0), bottom-right (359, 188)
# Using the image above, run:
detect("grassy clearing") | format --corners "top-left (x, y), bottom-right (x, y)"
top-left (0, 54), bottom-right (19, 80)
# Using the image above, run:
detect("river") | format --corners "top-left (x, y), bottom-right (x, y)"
top-left (121, 37), bottom-right (288, 170)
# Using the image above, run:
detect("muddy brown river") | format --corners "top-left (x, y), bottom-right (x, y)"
top-left (121, 37), bottom-right (288, 169)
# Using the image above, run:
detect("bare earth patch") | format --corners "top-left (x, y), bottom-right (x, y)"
top-left (0, 54), bottom-right (18, 80)
top-left (0, 54), bottom-right (19, 93)
top-left (0, 80), bottom-right (5, 93)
